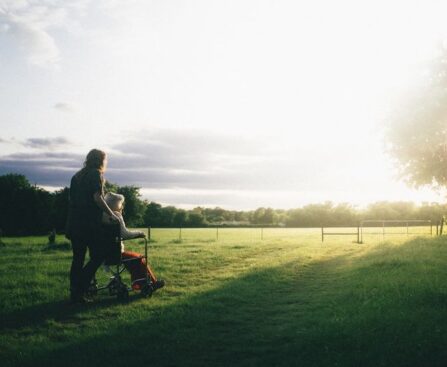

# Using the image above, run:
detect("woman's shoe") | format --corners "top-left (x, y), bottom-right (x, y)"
top-left (153, 279), bottom-right (165, 291)
top-left (70, 292), bottom-right (93, 304)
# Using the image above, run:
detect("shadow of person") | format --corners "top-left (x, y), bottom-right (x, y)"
top-left (0, 294), bottom-right (140, 331)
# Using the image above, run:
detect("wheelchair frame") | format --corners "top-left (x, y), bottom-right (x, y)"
top-left (88, 224), bottom-right (153, 301)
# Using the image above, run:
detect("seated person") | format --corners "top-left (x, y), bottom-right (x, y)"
top-left (103, 192), bottom-right (165, 291)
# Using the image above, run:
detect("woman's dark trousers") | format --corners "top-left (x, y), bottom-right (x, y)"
top-left (70, 230), bottom-right (106, 296)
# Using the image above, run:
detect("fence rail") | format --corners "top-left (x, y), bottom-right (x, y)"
top-left (359, 220), bottom-right (432, 243)
top-left (321, 226), bottom-right (360, 243)
top-left (142, 222), bottom-right (437, 244)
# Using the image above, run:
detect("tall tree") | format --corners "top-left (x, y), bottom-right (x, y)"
top-left (387, 47), bottom-right (447, 188)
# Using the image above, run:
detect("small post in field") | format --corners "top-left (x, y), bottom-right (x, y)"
top-left (216, 226), bottom-right (219, 241)
top-left (48, 228), bottom-right (56, 245)
top-left (321, 226), bottom-right (324, 242)
top-left (147, 227), bottom-right (151, 241)
top-left (436, 223), bottom-right (439, 236)
top-left (357, 225), bottom-right (360, 244)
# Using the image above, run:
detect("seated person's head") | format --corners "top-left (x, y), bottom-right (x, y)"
top-left (104, 192), bottom-right (125, 212)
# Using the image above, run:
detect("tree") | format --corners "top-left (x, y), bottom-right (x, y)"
top-left (173, 209), bottom-right (188, 226)
top-left (0, 173), bottom-right (31, 191)
top-left (332, 203), bottom-right (358, 226)
top-left (144, 202), bottom-right (163, 226)
top-left (253, 208), bottom-right (266, 224)
top-left (116, 186), bottom-right (146, 227)
top-left (160, 206), bottom-right (177, 227)
top-left (262, 208), bottom-right (277, 225)
top-left (387, 47), bottom-right (447, 188)
top-left (0, 174), bottom-right (53, 235)
top-left (187, 212), bottom-right (205, 226)
top-left (50, 188), bottom-right (69, 231)
top-left (186, 207), bottom-right (206, 226)
top-left (104, 181), bottom-right (119, 193)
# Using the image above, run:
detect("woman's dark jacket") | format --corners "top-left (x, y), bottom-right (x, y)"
top-left (66, 168), bottom-right (104, 239)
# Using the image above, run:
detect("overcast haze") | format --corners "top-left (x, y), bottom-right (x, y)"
top-left (1, 0), bottom-right (446, 209)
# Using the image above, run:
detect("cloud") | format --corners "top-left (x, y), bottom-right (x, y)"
top-left (0, 128), bottom-right (384, 208)
top-left (0, 0), bottom-right (89, 67)
top-left (23, 136), bottom-right (72, 149)
top-left (0, 129), bottom-right (289, 190)
top-left (53, 102), bottom-right (76, 112)
top-left (5, 18), bottom-right (60, 66)
top-left (111, 128), bottom-right (267, 170)
top-left (104, 128), bottom-right (347, 193)
top-left (0, 151), bottom-right (83, 186)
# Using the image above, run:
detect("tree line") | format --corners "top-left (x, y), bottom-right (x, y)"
top-left (0, 173), bottom-right (445, 236)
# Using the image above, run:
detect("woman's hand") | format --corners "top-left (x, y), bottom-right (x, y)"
top-left (94, 192), bottom-right (120, 223)
top-left (109, 213), bottom-right (120, 223)
top-left (110, 212), bottom-right (120, 222)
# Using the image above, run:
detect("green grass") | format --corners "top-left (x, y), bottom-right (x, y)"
top-left (1, 228), bottom-right (446, 366)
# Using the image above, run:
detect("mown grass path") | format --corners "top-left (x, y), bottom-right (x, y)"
top-left (0, 229), bottom-right (446, 366)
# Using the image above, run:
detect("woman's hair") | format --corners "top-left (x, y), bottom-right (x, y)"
top-left (75, 149), bottom-right (107, 181)
top-left (104, 192), bottom-right (125, 212)
top-left (83, 149), bottom-right (107, 172)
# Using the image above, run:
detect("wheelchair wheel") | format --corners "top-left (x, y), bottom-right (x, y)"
top-left (117, 286), bottom-right (129, 301)
top-left (141, 284), bottom-right (153, 298)
top-left (108, 277), bottom-right (119, 296)
top-left (86, 279), bottom-right (98, 297)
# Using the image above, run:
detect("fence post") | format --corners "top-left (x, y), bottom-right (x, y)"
top-left (216, 226), bottom-right (219, 241)
top-left (147, 227), bottom-right (151, 241)
top-left (48, 228), bottom-right (56, 245)
top-left (360, 221), bottom-right (363, 244)
top-left (357, 225), bottom-right (360, 244)
top-left (436, 223), bottom-right (439, 236)
top-left (321, 226), bottom-right (324, 242)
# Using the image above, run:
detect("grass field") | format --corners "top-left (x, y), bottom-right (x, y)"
top-left (1, 228), bottom-right (446, 366)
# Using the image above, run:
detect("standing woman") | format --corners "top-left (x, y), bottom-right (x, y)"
top-left (66, 149), bottom-right (118, 303)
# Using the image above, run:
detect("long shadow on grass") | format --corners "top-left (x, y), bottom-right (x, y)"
top-left (5, 236), bottom-right (447, 367)
top-left (0, 295), bottom-right (141, 330)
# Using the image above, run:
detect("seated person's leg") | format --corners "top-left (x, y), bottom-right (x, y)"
top-left (142, 257), bottom-right (158, 284)
top-left (122, 251), bottom-right (150, 287)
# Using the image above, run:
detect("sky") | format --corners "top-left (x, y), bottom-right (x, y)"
top-left (1, 0), bottom-right (447, 209)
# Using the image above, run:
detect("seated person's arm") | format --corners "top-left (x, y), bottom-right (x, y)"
top-left (116, 213), bottom-right (145, 240)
